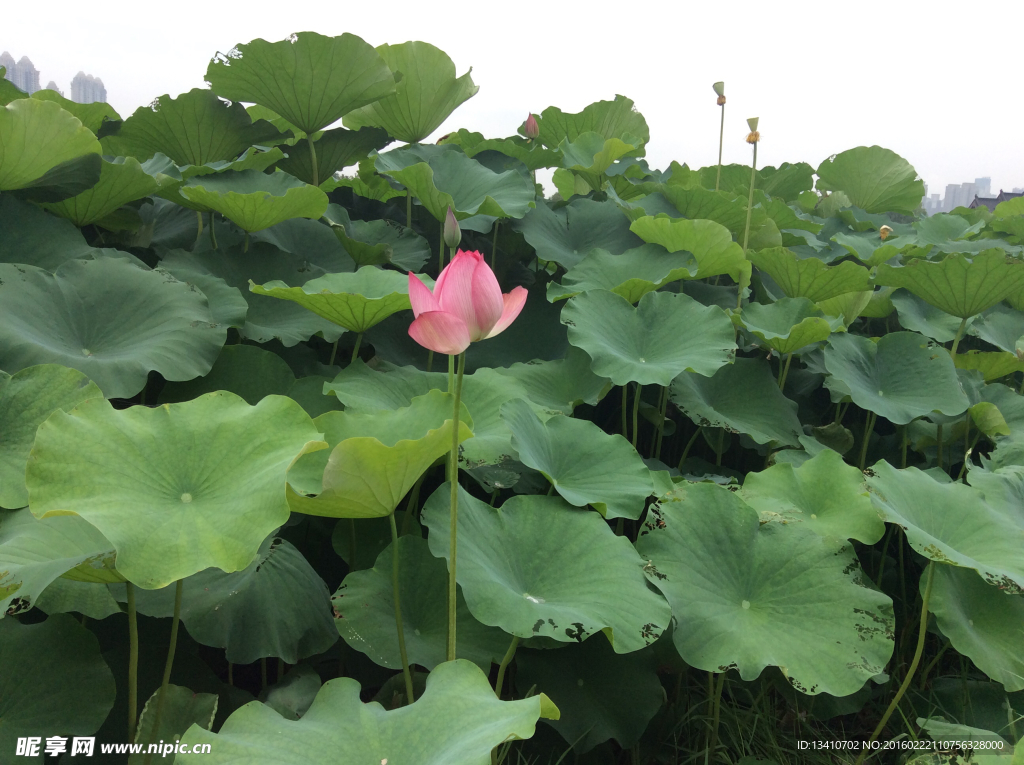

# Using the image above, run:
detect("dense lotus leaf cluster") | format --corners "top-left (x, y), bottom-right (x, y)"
top-left (1, 30), bottom-right (1023, 764)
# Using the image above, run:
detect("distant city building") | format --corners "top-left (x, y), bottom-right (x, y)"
top-left (923, 193), bottom-right (943, 214)
top-left (44, 80), bottom-right (62, 95)
top-left (1014, 187), bottom-right (1024, 194)
top-left (943, 182), bottom-right (978, 212)
top-left (70, 71), bottom-right (107, 104)
top-left (969, 189), bottom-right (1024, 212)
top-left (975, 177), bottom-right (992, 198)
top-left (0, 51), bottom-right (40, 94)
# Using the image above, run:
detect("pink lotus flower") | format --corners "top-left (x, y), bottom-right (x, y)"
top-left (408, 250), bottom-right (528, 355)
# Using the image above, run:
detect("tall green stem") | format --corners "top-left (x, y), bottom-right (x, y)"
top-left (678, 427), bottom-right (702, 471)
top-left (854, 564), bottom-right (936, 765)
top-left (439, 223), bottom-right (445, 272)
top-left (715, 427), bottom-right (725, 467)
top-left (209, 213), bottom-right (217, 250)
top-left (350, 333), bottom-right (363, 364)
top-left (777, 353), bottom-right (793, 392)
top-left (494, 635), bottom-right (520, 698)
top-left (306, 135), bottom-right (319, 188)
top-left (621, 385), bottom-right (628, 440)
top-left (631, 384), bottom-right (642, 448)
top-left (446, 353), bottom-right (466, 662)
top-left (715, 104), bottom-right (725, 192)
top-left (389, 513), bottom-right (415, 703)
top-left (406, 189), bottom-right (412, 229)
top-left (858, 412), bottom-right (877, 470)
top-left (490, 222), bottom-right (500, 269)
top-left (194, 212), bottom-right (203, 248)
top-left (950, 317), bottom-right (968, 358)
top-left (741, 143), bottom-right (758, 251)
top-left (126, 583), bottom-right (139, 743)
top-left (329, 340), bottom-right (339, 367)
top-left (708, 671), bottom-right (726, 759)
top-left (143, 579), bottom-right (182, 765)
top-left (243, 231), bottom-right (249, 253)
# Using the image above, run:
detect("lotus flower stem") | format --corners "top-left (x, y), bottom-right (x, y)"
top-left (227, 662), bottom-right (233, 686)
top-left (678, 427), bottom-right (702, 471)
top-left (874, 526), bottom-right (894, 587)
top-left (494, 635), bottom-right (520, 698)
top-left (632, 384), bottom-right (642, 448)
top-left (209, 213), bottom-right (218, 250)
top-left (957, 431), bottom-right (981, 482)
top-left (715, 428), bottom-right (725, 467)
top-left (426, 351), bottom-right (434, 373)
top-left (858, 412), bottom-right (877, 470)
top-left (715, 110), bottom-right (725, 192)
top-left (401, 473), bottom-right (426, 536)
top-left (142, 579), bottom-right (183, 765)
top-left (126, 582), bottom-right (139, 743)
top-left (708, 671), bottom-right (727, 759)
top-left (654, 386), bottom-right (669, 461)
top-left (389, 512), bottom-right (415, 703)
top-left (621, 386), bottom-right (628, 439)
top-left (194, 212), bottom-right (203, 247)
top-left (649, 386), bottom-right (667, 458)
top-left (855, 563), bottom-right (936, 765)
top-left (446, 352), bottom-right (466, 662)
top-left (917, 642), bottom-right (951, 691)
top-left (490, 222), bottom-right (500, 269)
top-left (243, 231), bottom-right (249, 253)
top-left (329, 340), bottom-right (339, 367)
top-left (777, 353), bottom-right (793, 392)
top-left (950, 317), bottom-right (968, 357)
top-left (741, 141), bottom-right (758, 252)
top-left (406, 189), bottom-right (412, 229)
top-left (306, 135), bottom-right (319, 188)
top-left (350, 333), bottom-right (363, 364)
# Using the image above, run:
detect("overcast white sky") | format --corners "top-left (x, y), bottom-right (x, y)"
top-left (5, 0), bottom-right (1023, 198)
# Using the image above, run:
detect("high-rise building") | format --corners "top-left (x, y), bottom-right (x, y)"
top-left (0, 51), bottom-right (41, 94)
top-left (70, 71), bottom-right (106, 104)
top-left (44, 81), bottom-right (62, 95)
top-left (974, 177), bottom-right (992, 198)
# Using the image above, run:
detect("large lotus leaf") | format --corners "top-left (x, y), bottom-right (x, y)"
top-left (247, 215), bottom-right (356, 274)
top-left (342, 41), bottom-right (478, 142)
top-left (562, 289), bottom-right (735, 386)
top-left (830, 231), bottom-right (899, 268)
top-left (635, 482), bottom-right (894, 696)
top-left (516, 640), bottom-right (662, 753)
top-left (749, 247), bottom-right (873, 302)
top-left (642, 183), bottom-right (763, 237)
top-left (815, 146), bottom-right (925, 214)
top-left (0, 195), bottom-right (98, 270)
top-left (26, 392), bottom-right (322, 589)
top-left (867, 462), bottom-right (1024, 593)
top-left (534, 95), bottom-right (649, 150)
top-left (250, 267), bottom-right (412, 333)
top-left (501, 399), bottom-right (652, 519)
top-left (180, 170), bottom-right (328, 232)
top-left (514, 197), bottom-right (642, 269)
top-left (547, 244), bottom-right (698, 303)
top-left (891, 289), bottom-right (970, 342)
top-left (40, 156), bottom-right (173, 227)
top-left (322, 204), bottom-right (430, 271)
top-left (377, 148), bottom-right (535, 222)
top-left (759, 162), bottom-right (816, 202)
top-left (0, 615), bottom-right (116, 761)
top-left (333, 535), bottom-right (508, 671)
top-left (734, 297), bottom-right (844, 355)
top-left (669, 357), bottom-right (803, 446)
top-left (115, 89), bottom-right (285, 166)
top-left (206, 32), bottom-right (397, 135)
top-left (927, 564), bottom-right (1024, 692)
top-left (558, 131), bottom-right (643, 187)
top-left (489, 348), bottom-right (610, 413)
top-left (275, 126), bottom-right (390, 187)
top-left (158, 244), bottom-right (344, 347)
top-left (970, 303), bottom-right (1024, 353)
top-left (954, 351), bottom-right (1024, 382)
top-left (423, 486), bottom-right (671, 653)
top-left (0, 67), bottom-right (23, 105)
top-left (823, 332), bottom-right (969, 423)
top-left (0, 98), bottom-right (101, 195)
top-left (0, 509), bottom-right (120, 616)
top-left (630, 215), bottom-right (747, 281)
top-left (131, 684), bottom-right (217, 763)
top-left (178, 659), bottom-right (553, 764)
top-left (0, 365), bottom-right (102, 509)
top-left (741, 450), bottom-right (884, 543)
top-left (441, 128), bottom-right (561, 171)
top-left (0, 258), bottom-right (225, 399)
top-left (31, 89), bottom-right (121, 136)
top-left (36, 577), bottom-right (122, 620)
top-left (158, 344), bottom-right (294, 406)
top-left (286, 390), bottom-right (473, 518)
top-left (876, 250), bottom-right (1024, 319)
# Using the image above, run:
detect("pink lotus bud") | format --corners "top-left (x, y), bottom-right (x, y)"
top-left (443, 206), bottom-right (461, 249)
top-left (524, 113), bottom-right (539, 140)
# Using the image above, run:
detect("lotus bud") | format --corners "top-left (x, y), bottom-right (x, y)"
top-left (879, 224), bottom-right (893, 241)
top-left (713, 81), bottom-right (726, 106)
top-left (746, 117), bottom-right (760, 144)
top-left (524, 113), bottom-right (539, 140)
top-left (443, 206), bottom-right (462, 249)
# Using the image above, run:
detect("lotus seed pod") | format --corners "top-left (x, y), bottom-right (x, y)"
top-left (443, 205), bottom-right (461, 249)
top-left (745, 131), bottom-right (760, 144)
top-left (746, 117), bottom-right (759, 132)
top-left (713, 81), bottom-right (726, 105)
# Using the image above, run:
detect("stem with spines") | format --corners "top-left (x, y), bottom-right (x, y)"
top-left (446, 353), bottom-right (466, 661)
top-left (126, 583), bottom-right (139, 743)
top-left (142, 579), bottom-right (182, 765)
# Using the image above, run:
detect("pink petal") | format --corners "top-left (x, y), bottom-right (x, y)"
top-left (408, 273), bottom-right (439, 318)
top-left (470, 259), bottom-right (505, 338)
top-left (408, 311), bottom-right (472, 355)
top-left (437, 250), bottom-right (488, 340)
top-left (484, 286), bottom-right (528, 339)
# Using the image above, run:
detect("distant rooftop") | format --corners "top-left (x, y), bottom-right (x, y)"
top-left (970, 190), bottom-right (1024, 211)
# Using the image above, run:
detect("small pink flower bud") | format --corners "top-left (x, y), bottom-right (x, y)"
top-left (443, 205), bottom-right (462, 249)
top-left (524, 113), bottom-right (539, 140)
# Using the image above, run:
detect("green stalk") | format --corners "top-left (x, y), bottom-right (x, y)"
top-left (654, 386), bottom-right (670, 461)
top-left (621, 386), bottom-right (628, 440)
top-left (854, 564), bottom-right (936, 765)
top-left (194, 212), bottom-right (203, 247)
top-left (715, 428), bottom-right (725, 467)
top-left (209, 213), bottom-right (217, 250)
top-left (439, 224), bottom-right (445, 272)
top-left (632, 384), bottom-right (642, 448)
top-left (306, 135), bottom-right (319, 188)
top-left (400, 472), bottom-right (426, 536)
top-left (494, 635), bottom-right (521, 698)
top-left (389, 512), bottom-right (415, 703)
top-left (406, 189), bottom-right (412, 229)
top-left (490, 222), bottom-right (500, 269)
top-left (715, 103), bottom-right (725, 192)
top-left (858, 412), bottom-right (877, 470)
top-left (446, 353), bottom-right (466, 662)
top-left (677, 427), bottom-right (702, 471)
top-left (126, 582), bottom-right (139, 743)
top-left (937, 424), bottom-right (944, 471)
top-left (708, 671), bottom-right (726, 759)
top-left (741, 142), bottom-right (758, 252)
top-left (350, 333), bottom-right (363, 364)
top-left (243, 231), bottom-right (249, 253)
top-left (950, 317), bottom-right (968, 358)
top-left (449, 246), bottom-right (457, 265)
top-left (329, 340), bottom-right (339, 367)
top-left (777, 353), bottom-right (793, 392)
top-left (426, 350), bottom-right (434, 373)
top-left (143, 579), bottom-right (183, 765)
top-left (447, 354), bottom-right (455, 480)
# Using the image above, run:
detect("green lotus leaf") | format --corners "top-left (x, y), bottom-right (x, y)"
top-left (26, 392), bottom-right (322, 589)
top-left (891, 289), bottom-right (970, 342)
top-left (0, 196), bottom-right (99, 270)
top-left (0, 508), bottom-right (120, 616)
top-left (516, 639), bottom-right (662, 753)
top-left (149, 254), bottom-right (249, 330)
top-left (158, 244), bottom-right (345, 347)
top-left (534, 95), bottom-right (649, 150)
top-left (926, 563), bottom-right (1024, 692)
top-left (323, 156), bottom-right (405, 203)
top-left (0, 67), bottom-right (23, 105)
top-left (514, 197), bottom-right (641, 269)
top-left (823, 332), bottom-right (969, 423)
top-left (286, 389), bottom-right (473, 518)
top-left (697, 163), bottom-right (760, 194)
top-left (250, 266), bottom-right (412, 333)
top-left (867, 462), bottom-right (1024, 593)
top-left (422, 485), bottom-right (671, 653)
top-left (40, 156), bottom-right (173, 228)
top-left (547, 245), bottom-right (697, 303)
top-left (635, 482), bottom-right (894, 696)
top-left (969, 401), bottom-right (1011, 438)
top-left (131, 684), bottom-right (217, 761)
top-left (734, 297), bottom-right (844, 355)
top-left (630, 215), bottom-right (747, 281)
top-left (650, 183), bottom-right (766, 236)
top-left (562, 290), bottom-right (735, 386)
top-left (669, 357), bottom-right (803, 446)
top-left (954, 351), bottom-right (1024, 382)
top-left (501, 399), bottom-right (652, 519)
top-left (322, 203), bottom-right (430, 271)
top-left (180, 170), bottom-right (328, 232)
top-left (0, 98), bottom-right (101, 196)
top-left (158, 344), bottom-right (294, 406)
top-left (259, 665), bottom-right (321, 721)
top-left (0, 365), bottom-right (102, 509)
top-left (276, 126), bottom-right (391, 187)
top-left (333, 535), bottom-right (508, 671)
top-left (35, 577), bottom-right (122, 620)
top-left (113, 88), bottom-right (285, 166)
top-left (31, 89), bottom-right (121, 136)
top-left (247, 215), bottom-right (355, 274)
top-left (342, 41), bottom-right (477, 142)
top-left (376, 147), bottom-right (535, 222)
top-left (206, 32), bottom-right (396, 135)
top-left (815, 146), bottom-right (924, 214)
top-left (558, 131), bottom-right (643, 188)
top-left (0, 615), bottom-right (116, 760)
top-left (741, 450), bottom-right (884, 543)
top-left (749, 247), bottom-right (873, 302)
top-left (759, 162), bottom-right (816, 202)
top-left (831, 231), bottom-right (898, 267)
top-left (489, 348), bottom-right (610, 413)
top-left (970, 303), bottom-right (1024, 353)
top-left (441, 128), bottom-right (561, 171)
top-left (178, 659), bottom-right (553, 764)
top-left (0, 258), bottom-right (225, 399)
top-left (876, 250), bottom-right (1024, 319)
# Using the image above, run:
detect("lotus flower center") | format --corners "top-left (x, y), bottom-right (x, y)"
top-left (524, 593), bottom-right (545, 604)
top-left (741, 600), bottom-right (750, 610)
top-left (180, 493), bottom-right (193, 503)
